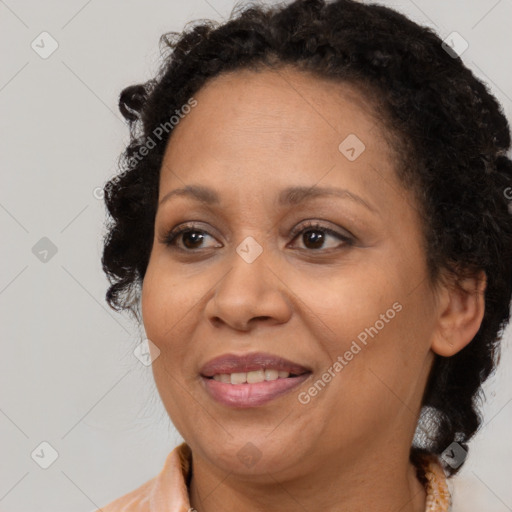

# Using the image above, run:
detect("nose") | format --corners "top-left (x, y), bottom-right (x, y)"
top-left (205, 245), bottom-right (292, 332)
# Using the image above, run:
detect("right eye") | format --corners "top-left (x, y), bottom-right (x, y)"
top-left (161, 223), bottom-right (223, 251)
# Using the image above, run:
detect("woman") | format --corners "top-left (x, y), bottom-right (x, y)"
top-left (98, 0), bottom-right (512, 510)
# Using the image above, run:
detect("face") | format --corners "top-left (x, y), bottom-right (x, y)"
top-left (141, 66), bottom-right (439, 480)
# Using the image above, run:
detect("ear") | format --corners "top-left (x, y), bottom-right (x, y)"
top-left (431, 270), bottom-right (487, 357)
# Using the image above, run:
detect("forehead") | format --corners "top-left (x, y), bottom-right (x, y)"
top-left (157, 66), bottom-right (400, 212)
top-left (169, 65), bottom-right (384, 150)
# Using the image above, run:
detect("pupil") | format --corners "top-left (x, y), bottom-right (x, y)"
top-left (304, 230), bottom-right (324, 249)
top-left (183, 231), bottom-right (204, 249)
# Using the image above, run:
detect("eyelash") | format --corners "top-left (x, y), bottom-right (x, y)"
top-left (161, 220), bottom-right (353, 252)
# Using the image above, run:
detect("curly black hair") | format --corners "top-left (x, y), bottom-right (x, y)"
top-left (101, 0), bottom-right (512, 476)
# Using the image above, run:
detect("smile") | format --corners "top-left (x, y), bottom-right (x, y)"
top-left (199, 351), bottom-right (313, 407)
top-left (201, 372), bottom-right (311, 408)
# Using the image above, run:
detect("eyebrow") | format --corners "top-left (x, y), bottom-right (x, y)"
top-left (158, 184), bottom-right (376, 213)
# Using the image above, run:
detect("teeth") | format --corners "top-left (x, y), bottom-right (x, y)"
top-left (247, 370), bottom-right (264, 384)
top-left (211, 369), bottom-right (291, 383)
top-left (264, 369), bottom-right (279, 381)
top-left (231, 372), bottom-right (246, 385)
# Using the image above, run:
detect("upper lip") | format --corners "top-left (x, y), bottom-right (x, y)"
top-left (200, 352), bottom-right (312, 377)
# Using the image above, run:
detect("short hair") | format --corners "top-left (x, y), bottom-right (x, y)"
top-left (101, 0), bottom-right (512, 476)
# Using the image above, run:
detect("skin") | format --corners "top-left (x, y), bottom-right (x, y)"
top-left (141, 66), bottom-right (486, 512)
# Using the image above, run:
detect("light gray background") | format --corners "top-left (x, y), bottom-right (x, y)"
top-left (1, 0), bottom-right (511, 511)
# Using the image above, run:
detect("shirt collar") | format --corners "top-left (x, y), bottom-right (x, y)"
top-left (148, 442), bottom-right (451, 511)
top-left (149, 442), bottom-right (192, 511)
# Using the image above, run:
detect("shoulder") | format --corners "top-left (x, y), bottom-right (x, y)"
top-left (92, 443), bottom-right (192, 511)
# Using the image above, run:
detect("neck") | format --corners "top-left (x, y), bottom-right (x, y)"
top-left (188, 445), bottom-right (427, 512)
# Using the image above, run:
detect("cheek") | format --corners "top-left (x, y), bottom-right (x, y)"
top-left (141, 267), bottom-right (170, 343)
top-left (141, 257), bottom-right (219, 390)
top-left (141, 258), bottom-right (198, 344)
top-left (291, 265), bottom-right (399, 342)
top-left (295, 263), bottom-right (429, 388)
top-left (140, 265), bottom-right (200, 430)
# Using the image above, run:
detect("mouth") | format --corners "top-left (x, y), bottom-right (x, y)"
top-left (199, 352), bottom-right (312, 408)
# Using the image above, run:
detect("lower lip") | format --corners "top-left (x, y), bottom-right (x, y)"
top-left (201, 374), bottom-right (311, 408)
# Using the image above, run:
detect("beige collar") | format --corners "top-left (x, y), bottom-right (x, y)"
top-left (100, 442), bottom-right (451, 511)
